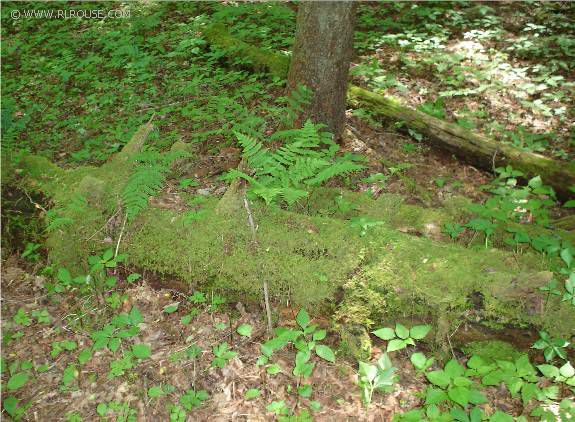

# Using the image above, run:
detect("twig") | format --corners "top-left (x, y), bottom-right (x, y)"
top-left (23, 189), bottom-right (48, 213)
top-left (242, 193), bottom-right (273, 334)
top-left (114, 214), bottom-right (128, 259)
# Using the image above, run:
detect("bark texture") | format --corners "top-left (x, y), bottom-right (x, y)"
top-left (287, 2), bottom-right (355, 140)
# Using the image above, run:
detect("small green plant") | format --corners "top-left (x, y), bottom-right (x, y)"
top-left (442, 223), bottom-right (464, 240)
top-left (96, 401), bottom-right (137, 422)
top-left (91, 306), bottom-right (143, 352)
top-left (51, 340), bottom-right (77, 358)
top-left (163, 302), bottom-right (180, 314)
top-left (31, 309), bottom-right (51, 324)
top-left (410, 352), bottom-right (434, 372)
top-left (358, 353), bottom-right (398, 408)
top-left (168, 404), bottom-right (186, 422)
top-left (180, 389), bottom-right (209, 411)
top-left (211, 342), bottom-right (237, 368)
top-left (372, 323), bottom-right (431, 352)
top-left (21, 242), bottom-right (41, 261)
top-left (532, 331), bottom-right (570, 361)
top-left (562, 273), bottom-right (575, 306)
top-left (13, 308), bottom-right (32, 327)
top-left (88, 248), bottom-right (127, 273)
top-left (3, 395), bottom-right (32, 420)
top-left (349, 216), bottom-right (385, 237)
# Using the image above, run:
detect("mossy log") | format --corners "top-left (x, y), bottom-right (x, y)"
top-left (9, 148), bottom-right (575, 343)
top-left (202, 23), bottom-right (575, 201)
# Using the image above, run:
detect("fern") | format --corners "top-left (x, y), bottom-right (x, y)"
top-left (122, 147), bottom-right (189, 221)
top-left (229, 120), bottom-right (365, 206)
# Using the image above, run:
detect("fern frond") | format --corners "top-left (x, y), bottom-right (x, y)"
top-left (122, 164), bottom-right (165, 221)
top-left (281, 187), bottom-right (309, 205)
top-left (287, 157), bottom-right (329, 185)
top-left (305, 161), bottom-right (365, 186)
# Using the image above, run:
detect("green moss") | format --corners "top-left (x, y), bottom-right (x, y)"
top-left (126, 200), bottom-right (365, 304)
top-left (203, 24), bottom-right (290, 78)
top-left (337, 323), bottom-right (372, 361)
top-left (461, 340), bottom-right (523, 363)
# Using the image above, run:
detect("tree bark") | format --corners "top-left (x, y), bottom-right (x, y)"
top-left (287, 2), bottom-right (355, 140)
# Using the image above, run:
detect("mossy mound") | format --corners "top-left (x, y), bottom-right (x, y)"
top-left (462, 340), bottom-right (524, 363)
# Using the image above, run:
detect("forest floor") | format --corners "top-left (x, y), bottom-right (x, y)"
top-left (1, 2), bottom-right (574, 421)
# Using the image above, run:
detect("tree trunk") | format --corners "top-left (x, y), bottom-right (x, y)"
top-left (287, 2), bottom-right (355, 140)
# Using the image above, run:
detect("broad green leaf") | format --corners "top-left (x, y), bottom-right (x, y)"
top-left (395, 323), bottom-right (409, 339)
top-left (444, 359), bottom-right (465, 378)
top-left (108, 337), bottom-right (121, 353)
top-left (313, 329), bottom-right (327, 341)
top-left (96, 403), bottom-right (108, 416)
top-left (426, 370), bottom-right (450, 388)
top-left (7, 372), bottom-right (29, 390)
top-left (560, 248), bottom-right (573, 268)
top-left (78, 348), bottom-right (93, 365)
top-left (469, 389), bottom-right (488, 405)
top-left (410, 352), bottom-right (427, 370)
top-left (266, 363), bottom-right (281, 375)
top-left (296, 308), bottom-right (310, 329)
top-left (127, 273), bottom-right (141, 283)
top-left (386, 339), bottom-right (406, 352)
top-left (298, 384), bottom-right (312, 398)
top-left (489, 411), bottom-right (514, 422)
top-left (359, 361), bottom-right (377, 382)
top-left (448, 386), bottom-right (469, 407)
top-left (148, 386), bottom-right (165, 398)
top-left (372, 327), bottom-right (395, 340)
top-left (410, 325), bottom-right (431, 340)
top-left (129, 306), bottom-right (143, 325)
top-left (315, 345), bottom-right (335, 363)
top-left (425, 387), bottom-right (448, 405)
top-left (560, 361), bottom-right (575, 378)
top-left (245, 388), bottom-right (261, 399)
top-left (537, 364), bottom-right (559, 378)
top-left (482, 369), bottom-right (504, 386)
top-left (453, 376), bottom-right (472, 387)
top-left (132, 344), bottom-right (151, 359)
top-left (236, 324), bottom-right (252, 337)
top-left (467, 355), bottom-right (486, 369)
top-left (163, 302), bottom-right (180, 314)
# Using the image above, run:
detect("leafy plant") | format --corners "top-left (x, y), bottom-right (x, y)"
top-left (372, 323), bottom-right (431, 352)
top-left (211, 342), bottom-right (237, 368)
top-left (410, 352), bottom-right (434, 372)
top-left (13, 308), bottom-right (32, 327)
top-left (349, 217), bottom-right (385, 237)
top-left (226, 120), bottom-right (364, 206)
top-left (358, 353), bottom-right (398, 407)
top-left (88, 248), bottom-right (127, 273)
top-left (180, 389), bottom-right (209, 411)
top-left (21, 242), bottom-right (41, 261)
top-left (51, 340), bottom-right (77, 358)
top-left (532, 331), bottom-right (570, 361)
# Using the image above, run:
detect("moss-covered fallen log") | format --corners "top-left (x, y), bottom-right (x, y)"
top-left (202, 24), bottom-right (575, 201)
top-left (8, 145), bottom-right (575, 343)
